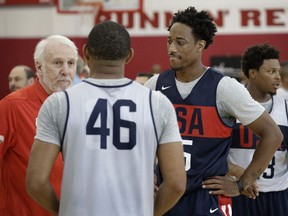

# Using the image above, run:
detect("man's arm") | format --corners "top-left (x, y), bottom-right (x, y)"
top-left (26, 139), bottom-right (60, 215)
top-left (202, 111), bottom-right (283, 196)
top-left (154, 142), bottom-right (186, 216)
top-left (239, 111), bottom-right (283, 188)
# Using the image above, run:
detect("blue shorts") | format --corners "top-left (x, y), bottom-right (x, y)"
top-left (164, 189), bottom-right (232, 216)
top-left (232, 188), bottom-right (288, 216)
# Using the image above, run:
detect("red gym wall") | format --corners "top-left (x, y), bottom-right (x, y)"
top-left (1, 34), bottom-right (288, 99)
top-left (1, 0), bottom-right (287, 98)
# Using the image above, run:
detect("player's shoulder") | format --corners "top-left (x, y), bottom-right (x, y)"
top-left (218, 76), bottom-right (250, 97)
top-left (144, 74), bottom-right (160, 90)
top-left (219, 76), bottom-right (244, 87)
top-left (272, 94), bottom-right (288, 107)
top-left (150, 90), bottom-right (174, 110)
top-left (273, 94), bottom-right (287, 101)
top-left (151, 89), bottom-right (166, 99)
top-left (47, 91), bottom-right (66, 104)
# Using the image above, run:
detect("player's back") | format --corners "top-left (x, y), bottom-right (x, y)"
top-left (60, 78), bottom-right (157, 216)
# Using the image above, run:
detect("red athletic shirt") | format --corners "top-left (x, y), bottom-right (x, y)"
top-left (0, 80), bottom-right (63, 216)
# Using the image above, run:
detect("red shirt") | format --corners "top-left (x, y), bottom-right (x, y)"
top-left (0, 80), bottom-right (63, 216)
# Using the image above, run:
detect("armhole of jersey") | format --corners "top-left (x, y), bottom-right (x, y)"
top-left (284, 99), bottom-right (288, 150)
top-left (149, 90), bottom-right (159, 145)
top-left (285, 99), bottom-right (288, 123)
top-left (60, 91), bottom-right (70, 153)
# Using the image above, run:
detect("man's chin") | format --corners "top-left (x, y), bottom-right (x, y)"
top-left (58, 86), bottom-right (71, 92)
top-left (51, 86), bottom-right (67, 93)
top-left (170, 66), bottom-right (182, 71)
top-left (57, 82), bottom-right (72, 91)
top-left (10, 87), bottom-right (18, 92)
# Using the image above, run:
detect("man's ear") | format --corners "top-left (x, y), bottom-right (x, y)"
top-left (197, 40), bottom-right (206, 52)
top-left (28, 77), bottom-right (35, 85)
top-left (35, 61), bottom-right (43, 76)
top-left (83, 44), bottom-right (91, 68)
top-left (249, 69), bottom-right (256, 79)
top-left (125, 48), bottom-right (134, 64)
top-left (83, 44), bottom-right (89, 62)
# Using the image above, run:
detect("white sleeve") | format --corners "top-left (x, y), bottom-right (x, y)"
top-left (35, 92), bottom-right (67, 147)
top-left (217, 76), bottom-right (265, 126)
top-left (144, 74), bottom-right (159, 90)
top-left (151, 90), bottom-right (182, 144)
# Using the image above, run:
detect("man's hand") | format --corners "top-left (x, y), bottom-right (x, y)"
top-left (202, 176), bottom-right (259, 199)
top-left (241, 182), bottom-right (259, 199)
top-left (154, 173), bottom-right (159, 199)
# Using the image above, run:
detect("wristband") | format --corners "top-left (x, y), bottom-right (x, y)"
top-left (236, 179), bottom-right (244, 194)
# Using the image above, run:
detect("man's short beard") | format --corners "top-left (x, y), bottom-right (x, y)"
top-left (269, 92), bottom-right (276, 96)
top-left (170, 65), bottom-right (183, 71)
top-left (42, 66), bottom-right (62, 93)
top-left (43, 75), bottom-right (62, 93)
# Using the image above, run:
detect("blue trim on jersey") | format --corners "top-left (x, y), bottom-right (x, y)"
top-left (149, 90), bottom-right (159, 145)
top-left (285, 99), bottom-right (288, 120)
top-left (61, 91), bottom-right (70, 153)
top-left (83, 79), bottom-right (133, 88)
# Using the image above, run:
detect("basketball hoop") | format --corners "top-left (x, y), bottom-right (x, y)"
top-left (57, 0), bottom-right (143, 14)
top-left (76, 0), bottom-right (103, 13)
top-left (56, 0), bottom-right (103, 14)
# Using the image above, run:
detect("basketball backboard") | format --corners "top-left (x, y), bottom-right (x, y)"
top-left (57, 0), bottom-right (143, 14)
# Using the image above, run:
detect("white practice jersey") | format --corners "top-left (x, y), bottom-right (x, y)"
top-left (228, 95), bottom-right (288, 192)
top-left (35, 78), bottom-right (182, 216)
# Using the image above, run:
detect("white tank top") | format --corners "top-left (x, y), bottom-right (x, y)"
top-left (228, 95), bottom-right (288, 192)
top-left (60, 80), bottom-right (158, 216)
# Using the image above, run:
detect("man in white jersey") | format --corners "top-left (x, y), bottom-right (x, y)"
top-left (227, 43), bottom-right (288, 216)
top-left (145, 6), bottom-right (283, 216)
top-left (25, 21), bottom-right (186, 216)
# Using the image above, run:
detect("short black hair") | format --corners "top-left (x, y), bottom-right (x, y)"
top-left (241, 43), bottom-right (280, 78)
top-left (24, 66), bottom-right (35, 79)
top-left (168, 6), bottom-right (217, 49)
top-left (87, 21), bottom-right (131, 60)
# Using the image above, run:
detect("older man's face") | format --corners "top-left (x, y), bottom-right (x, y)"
top-left (37, 42), bottom-right (77, 94)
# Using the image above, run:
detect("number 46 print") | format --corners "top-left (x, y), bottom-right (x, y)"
top-left (86, 98), bottom-right (137, 150)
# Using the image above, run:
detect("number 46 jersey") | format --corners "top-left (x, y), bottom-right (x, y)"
top-left (228, 95), bottom-right (288, 192)
top-left (62, 79), bottom-right (158, 216)
top-left (34, 78), bottom-right (180, 216)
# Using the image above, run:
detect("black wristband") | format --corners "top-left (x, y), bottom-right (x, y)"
top-left (236, 180), bottom-right (244, 194)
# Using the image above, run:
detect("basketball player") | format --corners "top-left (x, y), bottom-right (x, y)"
top-left (228, 43), bottom-right (288, 216)
top-left (0, 35), bottom-right (77, 216)
top-left (145, 6), bottom-right (283, 216)
top-left (26, 21), bottom-right (186, 216)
